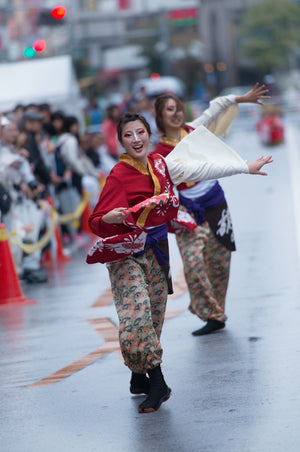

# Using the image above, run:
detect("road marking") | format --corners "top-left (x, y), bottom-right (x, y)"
top-left (91, 286), bottom-right (113, 307)
top-left (28, 309), bottom-right (185, 387)
top-left (28, 267), bottom-right (188, 387)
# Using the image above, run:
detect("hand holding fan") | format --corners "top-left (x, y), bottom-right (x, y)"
top-left (122, 193), bottom-right (170, 215)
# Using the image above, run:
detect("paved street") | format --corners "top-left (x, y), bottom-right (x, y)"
top-left (1, 117), bottom-right (300, 452)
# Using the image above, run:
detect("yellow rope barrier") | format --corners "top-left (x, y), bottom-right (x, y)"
top-left (58, 195), bottom-right (89, 225)
top-left (5, 192), bottom-right (92, 254)
top-left (9, 209), bottom-right (58, 254)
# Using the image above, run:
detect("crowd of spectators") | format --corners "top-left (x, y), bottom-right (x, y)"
top-left (0, 89), bottom-right (169, 284)
top-left (0, 102), bottom-right (116, 284)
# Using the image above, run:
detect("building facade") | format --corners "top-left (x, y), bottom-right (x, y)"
top-left (198, 0), bottom-right (264, 88)
top-left (0, 0), bottom-right (268, 91)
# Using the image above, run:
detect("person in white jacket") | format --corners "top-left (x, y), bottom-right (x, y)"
top-left (153, 83), bottom-right (270, 335)
top-left (52, 114), bottom-right (101, 242)
top-left (0, 121), bottom-right (50, 283)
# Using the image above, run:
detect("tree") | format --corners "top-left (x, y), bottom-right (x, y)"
top-left (239, 0), bottom-right (300, 74)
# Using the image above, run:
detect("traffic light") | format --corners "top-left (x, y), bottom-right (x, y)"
top-left (51, 6), bottom-right (67, 20)
top-left (38, 6), bottom-right (66, 25)
top-left (24, 40), bottom-right (46, 58)
top-left (24, 47), bottom-right (36, 58)
top-left (33, 40), bottom-right (46, 52)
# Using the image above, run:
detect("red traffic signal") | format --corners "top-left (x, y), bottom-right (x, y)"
top-left (51, 6), bottom-right (67, 20)
top-left (33, 40), bottom-right (46, 52)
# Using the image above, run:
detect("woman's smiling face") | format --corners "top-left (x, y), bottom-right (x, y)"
top-left (121, 120), bottom-right (150, 165)
top-left (162, 98), bottom-right (184, 132)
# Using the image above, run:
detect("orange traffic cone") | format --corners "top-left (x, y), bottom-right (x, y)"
top-left (42, 225), bottom-right (72, 265)
top-left (41, 248), bottom-right (52, 265)
top-left (0, 224), bottom-right (35, 305)
top-left (42, 197), bottom-right (72, 264)
top-left (80, 201), bottom-right (93, 235)
top-left (55, 225), bottom-right (72, 262)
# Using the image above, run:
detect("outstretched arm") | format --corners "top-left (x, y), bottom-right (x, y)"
top-left (235, 83), bottom-right (271, 105)
top-left (165, 125), bottom-right (274, 184)
top-left (187, 84), bottom-right (269, 138)
top-left (247, 155), bottom-right (273, 175)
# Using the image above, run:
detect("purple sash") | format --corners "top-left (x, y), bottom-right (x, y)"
top-left (179, 181), bottom-right (236, 251)
top-left (179, 181), bottom-right (225, 225)
top-left (134, 223), bottom-right (173, 294)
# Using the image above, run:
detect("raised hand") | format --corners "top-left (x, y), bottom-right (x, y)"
top-left (236, 83), bottom-right (271, 105)
top-left (248, 155), bottom-right (273, 175)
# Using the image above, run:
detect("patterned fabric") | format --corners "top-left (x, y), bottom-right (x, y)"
top-left (88, 153), bottom-right (179, 240)
top-left (179, 184), bottom-right (236, 251)
top-left (86, 229), bottom-right (147, 264)
top-left (107, 247), bottom-right (168, 373)
top-left (176, 221), bottom-right (231, 323)
top-left (134, 224), bottom-right (173, 294)
top-left (168, 209), bottom-right (197, 233)
top-left (205, 201), bottom-right (236, 251)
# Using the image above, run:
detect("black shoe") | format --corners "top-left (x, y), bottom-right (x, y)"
top-left (23, 268), bottom-right (48, 284)
top-left (192, 320), bottom-right (225, 336)
top-left (138, 384), bottom-right (171, 413)
top-left (138, 366), bottom-right (171, 413)
top-left (130, 372), bottom-right (150, 395)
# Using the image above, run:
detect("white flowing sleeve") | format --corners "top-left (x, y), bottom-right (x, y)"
top-left (165, 125), bottom-right (249, 186)
top-left (186, 95), bottom-right (238, 138)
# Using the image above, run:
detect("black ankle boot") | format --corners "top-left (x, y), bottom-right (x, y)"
top-left (130, 372), bottom-right (150, 395)
top-left (138, 365), bottom-right (171, 413)
top-left (192, 319), bottom-right (225, 336)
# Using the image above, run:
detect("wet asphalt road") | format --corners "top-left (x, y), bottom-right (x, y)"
top-left (1, 117), bottom-right (300, 452)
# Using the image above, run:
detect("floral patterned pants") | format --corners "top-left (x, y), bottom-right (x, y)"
top-left (107, 247), bottom-right (168, 373)
top-left (176, 222), bottom-right (231, 323)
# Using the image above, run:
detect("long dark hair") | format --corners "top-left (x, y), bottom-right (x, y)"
top-left (117, 113), bottom-right (151, 145)
top-left (154, 94), bottom-right (185, 134)
top-left (65, 115), bottom-right (80, 142)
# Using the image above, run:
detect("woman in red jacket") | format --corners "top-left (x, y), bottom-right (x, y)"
top-left (153, 84), bottom-right (270, 336)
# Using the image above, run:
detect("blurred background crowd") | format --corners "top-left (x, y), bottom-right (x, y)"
top-left (0, 0), bottom-right (300, 284)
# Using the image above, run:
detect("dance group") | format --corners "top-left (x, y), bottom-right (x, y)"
top-left (87, 84), bottom-right (272, 413)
